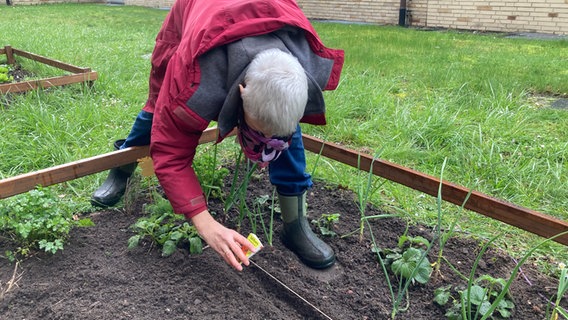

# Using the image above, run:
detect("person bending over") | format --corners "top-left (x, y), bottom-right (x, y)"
top-left (91, 0), bottom-right (344, 271)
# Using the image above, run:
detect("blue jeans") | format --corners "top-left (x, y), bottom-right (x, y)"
top-left (121, 110), bottom-right (153, 149)
top-left (122, 111), bottom-right (312, 195)
top-left (269, 124), bottom-right (312, 196)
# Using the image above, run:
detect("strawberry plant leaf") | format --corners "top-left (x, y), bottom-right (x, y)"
top-left (189, 237), bottom-right (202, 254)
top-left (468, 285), bottom-right (486, 305)
top-left (415, 259), bottom-right (433, 284)
top-left (390, 247), bottom-right (432, 285)
top-left (433, 286), bottom-right (451, 305)
top-left (162, 240), bottom-right (177, 257)
top-left (497, 300), bottom-right (513, 318)
top-left (128, 193), bottom-right (204, 257)
top-left (0, 186), bottom-right (82, 257)
top-left (128, 235), bottom-right (141, 249)
top-left (478, 300), bottom-right (492, 317)
top-left (169, 230), bottom-right (183, 241)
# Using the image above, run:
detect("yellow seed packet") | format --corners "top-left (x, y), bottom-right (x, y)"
top-left (241, 233), bottom-right (263, 260)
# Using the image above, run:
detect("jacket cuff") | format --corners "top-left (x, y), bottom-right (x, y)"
top-left (176, 195), bottom-right (207, 220)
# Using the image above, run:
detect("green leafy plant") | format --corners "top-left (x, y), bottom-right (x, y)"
top-left (0, 64), bottom-right (13, 83)
top-left (381, 234), bottom-right (433, 285)
top-left (432, 231), bottom-right (568, 320)
top-left (311, 213), bottom-right (340, 236)
top-left (127, 194), bottom-right (202, 257)
top-left (245, 194), bottom-right (268, 235)
top-left (435, 231), bottom-right (567, 320)
top-left (224, 153), bottom-right (256, 211)
top-left (390, 247), bottom-right (432, 285)
top-left (434, 275), bottom-right (515, 319)
top-left (0, 186), bottom-right (92, 258)
top-left (371, 227), bottom-right (434, 319)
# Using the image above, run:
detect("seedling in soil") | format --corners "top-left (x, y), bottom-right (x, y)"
top-left (546, 262), bottom-right (568, 320)
top-left (250, 192), bottom-right (277, 246)
top-left (355, 151), bottom-right (385, 242)
top-left (435, 231), bottom-right (568, 320)
top-left (371, 226), bottom-right (434, 319)
top-left (224, 152), bottom-right (257, 217)
top-left (193, 144), bottom-right (229, 201)
top-left (432, 158), bottom-right (473, 278)
top-left (379, 234), bottom-right (433, 286)
top-left (434, 275), bottom-right (515, 319)
top-left (246, 194), bottom-right (268, 235)
top-left (311, 213), bottom-right (340, 237)
top-left (128, 194), bottom-right (202, 256)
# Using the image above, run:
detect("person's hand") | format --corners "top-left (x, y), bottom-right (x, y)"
top-left (191, 210), bottom-right (257, 271)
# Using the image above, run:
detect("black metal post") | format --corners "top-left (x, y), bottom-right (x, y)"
top-left (398, 0), bottom-right (407, 26)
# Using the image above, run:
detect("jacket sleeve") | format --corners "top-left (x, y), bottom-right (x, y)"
top-left (150, 96), bottom-right (211, 219)
top-left (143, 2), bottom-right (185, 113)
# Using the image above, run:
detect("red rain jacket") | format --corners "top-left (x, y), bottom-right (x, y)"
top-left (144, 0), bottom-right (344, 219)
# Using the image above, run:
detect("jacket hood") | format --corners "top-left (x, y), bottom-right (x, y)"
top-left (217, 31), bottom-right (327, 138)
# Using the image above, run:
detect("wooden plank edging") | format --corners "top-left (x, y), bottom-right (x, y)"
top-left (0, 72), bottom-right (98, 94)
top-left (0, 127), bottom-right (223, 200)
top-left (0, 46), bottom-right (98, 94)
top-left (1, 129), bottom-right (566, 245)
top-left (301, 135), bottom-right (568, 245)
top-left (11, 48), bottom-right (90, 74)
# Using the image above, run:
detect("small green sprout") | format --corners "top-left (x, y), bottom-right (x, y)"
top-left (311, 213), bottom-right (340, 237)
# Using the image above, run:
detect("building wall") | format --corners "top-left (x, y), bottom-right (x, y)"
top-left (298, 0), bottom-right (400, 25)
top-left (4, 0), bottom-right (568, 35)
top-left (124, 0), bottom-right (173, 8)
top-left (3, 0), bottom-right (171, 5)
top-left (297, 0), bottom-right (568, 35)
top-left (409, 0), bottom-right (568, 35)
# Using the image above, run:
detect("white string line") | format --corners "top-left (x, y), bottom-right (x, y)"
top-left (202, 244), bottom-right (334, 320)
top-left (249, 260), bottom-right (333, 320)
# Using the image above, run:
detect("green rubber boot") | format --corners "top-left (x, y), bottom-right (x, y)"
top-left (279, 191), bottom-right (336, 269)
top-left (90, 140), bottom-right (137, 207)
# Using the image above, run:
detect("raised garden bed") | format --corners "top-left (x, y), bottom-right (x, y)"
top-left (0, 166), bottom-right (566, 319)
top-left (0, 129), bottom-right (567, 319)
top-left (0, 46), bottom-right (98, 94)
top-left (2, 129), bottom-right (567, 246)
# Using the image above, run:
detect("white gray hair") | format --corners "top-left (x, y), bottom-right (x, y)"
top-left (241, 48), bottom-right (308, 137)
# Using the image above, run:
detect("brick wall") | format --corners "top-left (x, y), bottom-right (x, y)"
top-left (298, 0), bottom-right (400, 25)
top-left (4, 0), bottom-right (567, 35)
top-left (409, 0), bottom-right (568, 35)
top-left (296, 0), bottom-right (568, 35)
top-left (4, 0), bottom-right (171, 6)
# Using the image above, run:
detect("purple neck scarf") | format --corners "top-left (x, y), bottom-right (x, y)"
top-left (237, 122), bottom-right (291, 168)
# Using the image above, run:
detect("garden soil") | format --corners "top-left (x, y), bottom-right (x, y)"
top-left (0, 166), bottom-right (565, 319)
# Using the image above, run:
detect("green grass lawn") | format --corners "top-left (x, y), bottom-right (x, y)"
top-left (1, 4), bottom-right (567, 270)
